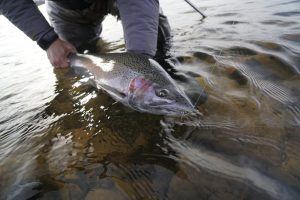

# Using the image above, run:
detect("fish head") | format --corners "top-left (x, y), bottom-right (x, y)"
top-left (127, 76), bottom-right (196, 116)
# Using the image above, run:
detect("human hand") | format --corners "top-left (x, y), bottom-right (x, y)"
top-left (46, 38), bottom-right (77, 68)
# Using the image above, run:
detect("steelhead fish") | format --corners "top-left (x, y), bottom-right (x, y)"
top-left (70, 52), bottom-right (197, 116)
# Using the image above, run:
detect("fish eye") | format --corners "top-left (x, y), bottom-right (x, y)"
top-left (156, 89), bottom-right (169, 97)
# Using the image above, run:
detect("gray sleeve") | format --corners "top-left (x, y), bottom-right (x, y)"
top-left (0, 0), bottom-right (58, 50)
top-left (116, 0), bottom-right (159, 57)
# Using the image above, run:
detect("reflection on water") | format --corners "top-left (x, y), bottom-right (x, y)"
top-left (0, 0), bottom-right (300, 199)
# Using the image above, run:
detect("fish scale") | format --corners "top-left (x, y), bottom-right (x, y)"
top-left (100, 53), bottom-right (173, 86)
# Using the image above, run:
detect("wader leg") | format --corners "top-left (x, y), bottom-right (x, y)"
top-left (45, 0), bottom-right (103, 53)
top-left (153, 9), bottom-right (177, 77)
top-left (106, 2), bottom-right (172, 59)
top-left (155, 8), bottom-right (172, 60)
top-left (155, 10), bottom-right (207, 106)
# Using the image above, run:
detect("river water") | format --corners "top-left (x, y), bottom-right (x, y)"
top-left (0, 0), bottom-right (300, 199)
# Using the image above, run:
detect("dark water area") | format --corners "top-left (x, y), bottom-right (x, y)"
top-left (0, 0), bottom-right (300, 199)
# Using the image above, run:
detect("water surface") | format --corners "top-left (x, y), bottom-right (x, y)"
top-left (0, 0), bottom-right (300, 199)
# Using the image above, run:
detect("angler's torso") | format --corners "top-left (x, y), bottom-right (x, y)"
top-left (49, 0), bottom-right (107, 10)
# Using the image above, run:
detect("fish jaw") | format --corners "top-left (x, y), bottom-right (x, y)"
top-left (146, 103), bottom-right (197, 116)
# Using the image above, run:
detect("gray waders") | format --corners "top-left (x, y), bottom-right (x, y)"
top-left (46, 0), bottom-right (172, 58)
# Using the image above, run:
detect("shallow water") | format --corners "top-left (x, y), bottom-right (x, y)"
top-left (0, 0), bottom-right (300, 199)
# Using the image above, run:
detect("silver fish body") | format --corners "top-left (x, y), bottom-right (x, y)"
top-left (70, 52), bottom-right (196, 116)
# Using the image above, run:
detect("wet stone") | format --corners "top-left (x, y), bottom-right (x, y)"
top-left (193, 52), bottom-right (216, 63)
top-left (41, 191), bottom-right (61, 200)
top-left (176, 55), bottom-right (196, 64)
top-left (85, 189), bottom-right (127, 200)
top-left (7, 182), bottom-right (42, 200)
top-left (167, 165), bottom-right (272, 200)
top-left (60, 183), bottom-right (84, 200)
top-left (281, 34), bottom-right (300, 42)
top-left (85, 178), bottom-right (128, 200)
top-left (226, 67), bottom-right (248, 85)
top-left (255, 41), bottom-right (283, 51)
top-left (63, 171), bottom-right (81, 182)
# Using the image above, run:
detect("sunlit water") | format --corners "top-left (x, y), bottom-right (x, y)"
top-left (1, 0), bottom-right (300, 199)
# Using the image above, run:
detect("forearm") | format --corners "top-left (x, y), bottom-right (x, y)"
top-left (0, 0), bottom-right (58, 50)
top-left (116, 0), bottom-right (159, 57)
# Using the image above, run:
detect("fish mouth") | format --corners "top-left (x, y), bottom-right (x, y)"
top-left (128, 100), bottom-right (198, 116)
